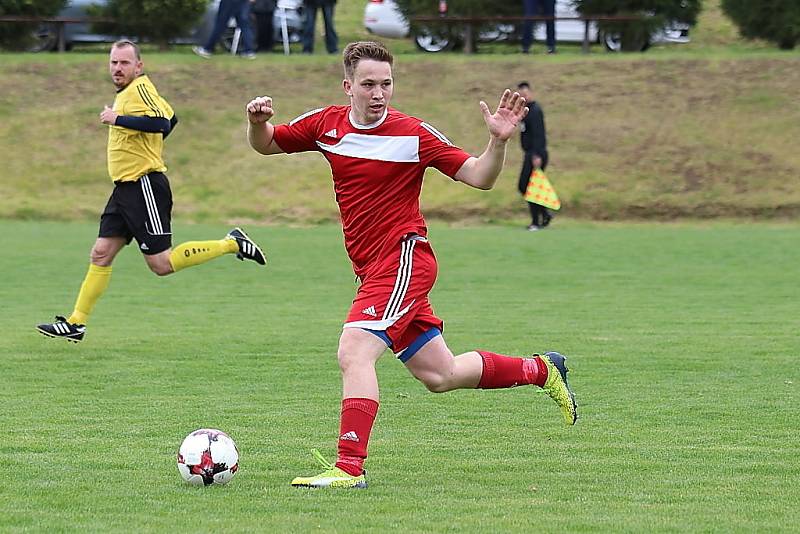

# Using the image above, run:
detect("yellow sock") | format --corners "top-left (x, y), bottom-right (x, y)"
top-left (169, 239), bottom-right (238, 272)
top-left (68, 264), bottom-right (112, 325)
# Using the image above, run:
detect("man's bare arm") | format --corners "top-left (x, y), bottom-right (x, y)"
top-left (455, 89), bottom-right (528, 190)
top-left (246, 96), bottom-right (284, 155)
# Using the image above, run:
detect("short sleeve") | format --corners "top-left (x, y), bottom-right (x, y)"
top-left (418, 121), bottom-right (471, 179)
top-left (272, 107), bottom-right (326, 154)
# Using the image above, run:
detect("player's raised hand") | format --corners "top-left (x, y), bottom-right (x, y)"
top-left (479, 89), bottom-right (528, 142)
top-left (246, 96), bottom-right (274, 124)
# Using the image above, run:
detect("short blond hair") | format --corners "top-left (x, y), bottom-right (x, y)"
top-left (342, 41), bottom-right (393, 80)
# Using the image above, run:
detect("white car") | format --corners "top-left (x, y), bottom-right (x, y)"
top-left (363, 0), bottom-right (690, 52)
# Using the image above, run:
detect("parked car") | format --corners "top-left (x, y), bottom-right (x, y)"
top-left (363, 0), bottom-right (690, 52)
top-left (29, 0), bottom-right (305, 52)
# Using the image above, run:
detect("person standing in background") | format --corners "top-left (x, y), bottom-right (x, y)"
top-left (302, 0), bottom-right (338, 54)
top-left (253, 0), bottom-right (276, 53)
top-left (193, 0), bottom-right (257, 59)
top-left (516, 81), bottom-right (552, 231)
top-left (521, 0), bottom-right (556, 54)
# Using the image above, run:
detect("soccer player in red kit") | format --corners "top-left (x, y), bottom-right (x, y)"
top-left (246, 41), bottom-right (577, 489)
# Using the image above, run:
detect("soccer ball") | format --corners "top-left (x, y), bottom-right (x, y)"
top-left (177, 428), bottom-right (239, 486)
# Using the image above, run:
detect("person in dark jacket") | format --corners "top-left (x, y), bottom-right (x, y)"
top-left (253, 0), bottom-right (276, 52)
top-left (516, 81), bottom-right (552, 231)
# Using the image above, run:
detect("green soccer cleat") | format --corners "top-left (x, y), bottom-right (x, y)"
top-left (540, 351), bottom-right (577, 425)
top-left (290, 450), bottom-right (367, 489)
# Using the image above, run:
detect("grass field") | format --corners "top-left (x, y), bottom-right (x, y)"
top-left (1, 220), bottom-right (798, 532)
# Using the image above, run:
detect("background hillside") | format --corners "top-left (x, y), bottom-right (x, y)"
top-left (0, 0), bottom-right (798, 224)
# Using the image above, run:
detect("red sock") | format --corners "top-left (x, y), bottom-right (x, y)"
top-left (335, 397), bottom-right (379, 476)
top-left (477, 351), bottom-right (548, 389)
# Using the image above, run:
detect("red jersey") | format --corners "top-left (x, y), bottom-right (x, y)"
top-left (273, 106), bottom-right (471, 277)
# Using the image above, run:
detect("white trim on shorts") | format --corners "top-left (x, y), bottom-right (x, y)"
top-left (343, 236), bottom-right (423, 331)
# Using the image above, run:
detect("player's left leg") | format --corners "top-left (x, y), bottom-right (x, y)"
top-left (154, 227), bottom-right (266, 275)
top-left (403, 333), bottom-right (577, 425)
top-left (129, 174), bottom-right (264, 275)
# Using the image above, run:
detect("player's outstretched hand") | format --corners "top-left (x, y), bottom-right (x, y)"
top-left (246, 96), bottom-right (274, 124)
top-left (479, 89), bottom-right (528, 142)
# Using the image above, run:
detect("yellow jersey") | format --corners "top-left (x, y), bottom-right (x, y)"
top-left (107, 74), bottom-right (174, 182)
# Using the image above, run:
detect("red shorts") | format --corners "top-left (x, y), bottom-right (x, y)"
top-left (344, 235), bottom-right (442, 354)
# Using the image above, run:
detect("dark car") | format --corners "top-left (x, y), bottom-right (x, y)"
top-left (30, 0), bottom-right (305, 52)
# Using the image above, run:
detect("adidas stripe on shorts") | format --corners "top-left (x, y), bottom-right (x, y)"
top-left (99, 172), bottom-right (173, 255)
top-left (344, 234), bottom-right (443, 354)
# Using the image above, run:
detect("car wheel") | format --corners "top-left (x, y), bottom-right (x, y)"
top-left (413, 27), bottom-right (455, 53)
top-left (27, 23), bottom-right (58, 52)
top-left (603, 31), bottom-right (650, 52)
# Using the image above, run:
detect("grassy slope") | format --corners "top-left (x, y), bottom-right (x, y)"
top-left (1, 220), bottom-right (799, 531)
top-left (0, 1), bottom-right (798, 224)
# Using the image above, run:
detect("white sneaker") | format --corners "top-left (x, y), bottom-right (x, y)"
top-left (192, 46), bottom-right (212, 59)
top-left (527, 225), bottom-right (540, 232)
top-left (241, 52), bottom-right (257, 59)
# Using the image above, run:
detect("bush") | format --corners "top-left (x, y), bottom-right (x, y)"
top-left (722, 0), bottom-right (799, 50)
top-left (394, 0), bottom-right (519, 52)
top-left (89, 0), bottom-right (208, 50)
top-left (575, 0), bottom-right (702, 51)
top-left (0, 0), bottom-right (67, 51)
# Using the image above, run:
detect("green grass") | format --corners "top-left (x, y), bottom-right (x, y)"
top-left (1, 220), bottom-right (798, 532)
top-left (1, 50), bottom-right (798, 224)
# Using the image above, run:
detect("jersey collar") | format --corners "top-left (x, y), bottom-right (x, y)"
top-left (349, 108), bottom-right (388, 130)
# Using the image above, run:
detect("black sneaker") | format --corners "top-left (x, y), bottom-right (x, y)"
top-left (36, 315), bottom-right (85, 343)
top-left (226, 227), bottom-right (266, 265)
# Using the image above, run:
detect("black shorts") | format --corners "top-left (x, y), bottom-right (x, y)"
top-left (99, 172), bottom-right (173, 255)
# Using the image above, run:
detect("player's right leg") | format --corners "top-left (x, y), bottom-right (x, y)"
top-left (291, 328), bottom-right (385, 489)
top-left (36, 236), bottom-right (125, 343)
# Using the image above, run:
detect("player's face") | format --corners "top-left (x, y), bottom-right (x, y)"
top-left (109, 45), bottom-right (142, 90)
top-left (344, 59), bottom-right (393, 125)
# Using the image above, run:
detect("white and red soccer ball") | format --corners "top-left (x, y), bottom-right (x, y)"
top-left (177, 429), bottom-right (239, 486)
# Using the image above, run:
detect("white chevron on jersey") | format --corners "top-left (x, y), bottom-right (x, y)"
top-left (316, 133), bottom-right (420, 162)
top-left (289, 107), bottom-right (324, 126)
top-left (421, 122), bottom-right (453, 146)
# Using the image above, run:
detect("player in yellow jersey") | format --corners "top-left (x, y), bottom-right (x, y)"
top-left (36, 40), bottom-right (266, 343)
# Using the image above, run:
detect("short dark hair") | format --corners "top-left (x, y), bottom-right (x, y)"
top-left (342, 41), bottom-right (393, 80)
top-left (112, 39), bottom-right (140, 60)
top-left (517, 81), bottom-right (530, 89)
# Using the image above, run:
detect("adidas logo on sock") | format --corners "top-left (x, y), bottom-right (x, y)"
top-left (361, 305), bottom-right (377, 317)
top-left (340, 431), bottom-right (359, 442)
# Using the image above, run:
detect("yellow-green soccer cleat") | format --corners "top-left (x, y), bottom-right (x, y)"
top-left (540, 351), bottom-right (578, 425)
top-left (291, 450), bottom-right (367, 489)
